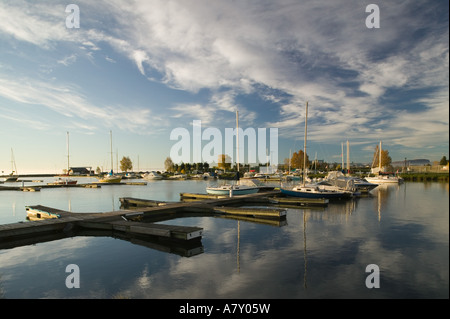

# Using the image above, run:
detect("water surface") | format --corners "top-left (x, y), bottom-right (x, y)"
top-left (0, 179), bottom-right (448, 298)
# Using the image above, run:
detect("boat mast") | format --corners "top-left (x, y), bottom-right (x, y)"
top-left (302, 102), bottom-right (308, 186)
top-left (289, 149), bottom-right (291, 173)
top-left (67, 132), bottom-right (70, 175)
top-left (110, 130), bottom-right (113, 173)
top-left (379, 140), bottom-right (382, 172)
top-left (236, 110), bottom-right (239, 173)
top-left (11, 148), bottom-right (17, 175)
top-left (347, 140), bottom-right (350, 175)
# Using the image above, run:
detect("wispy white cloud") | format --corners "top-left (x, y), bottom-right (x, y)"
top-left (0, 75), bottom-right (153, 134)
top-left (0, 1), bottom-right (77, 48)
top-left (0, 0), bottom-right (447, 159)
top-left (57, 54), bottom-right (77, 66)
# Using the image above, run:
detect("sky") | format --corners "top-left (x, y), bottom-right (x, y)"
top-left (0, 0), bottom-right (448, 174)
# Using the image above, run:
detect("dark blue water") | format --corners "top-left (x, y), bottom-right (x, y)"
top-left (0, 179), bottom-right (448, 298)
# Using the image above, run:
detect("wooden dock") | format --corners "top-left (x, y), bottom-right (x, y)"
top-left (0, 181), bottom-right (147, 191)
top-left (0, 190), bottom-right (327, 255)
top-left (179, 192), bottom-right (329, 207)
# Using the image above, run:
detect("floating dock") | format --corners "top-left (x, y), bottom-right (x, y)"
top-left (0, 181), bottom-right (148, 191)
top-left (0, 190), bottom-right (329, 255)
top-left (179, 192), bottom-right (329, 207)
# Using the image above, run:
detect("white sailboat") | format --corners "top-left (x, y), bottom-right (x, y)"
top-left (365, 141), bottom-right (403, 184)
top-left (98, 131), bottom-right (122, 183)
top-left (4, 148), bottom-right (18, 182)
top-left (48, 132), bottom-right (77, 185)
top-left (281, 102), bottom-right (352, 200)
top-left (206, 110), bottom-right (259, 196)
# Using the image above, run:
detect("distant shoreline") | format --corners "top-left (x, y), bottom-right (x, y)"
top-left (0, 174), bottom-right (93, 178)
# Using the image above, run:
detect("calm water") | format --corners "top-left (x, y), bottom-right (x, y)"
top-left (0, 178), bottom-right (448, 299)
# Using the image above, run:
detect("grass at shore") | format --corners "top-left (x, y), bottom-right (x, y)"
top-left (398, 172), bottom-right (449, 182)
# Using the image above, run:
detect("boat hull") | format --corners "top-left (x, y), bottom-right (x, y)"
top-left (206, 186), bottom-right (259, 195)
top-left (281, 188), bottom-right (351, 199)
top-left (48, 179), bottom-right (78, 185)
top-left (365, 177), bottom-right (402, 184)
top-left (98, 176), bottom-right (122, 183)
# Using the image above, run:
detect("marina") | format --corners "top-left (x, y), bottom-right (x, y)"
top-left (0, 177), bottom-right (448, 298)
top-left (0, 190), bottom-right (305, 245)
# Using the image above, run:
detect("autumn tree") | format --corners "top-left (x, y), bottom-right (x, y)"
top-left (164, 157), bottom-right (174, 172)
top-left (120, 156), bottom-right (133, 172)
top-left (371, 145), bottom-right (392, 168)
top-left (290, 150), bottom-right (310, 170)
top-left (218, 154), bottom-right (231, 170)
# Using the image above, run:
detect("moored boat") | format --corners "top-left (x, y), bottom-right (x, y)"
top-left (320, 171), bottom-right (378, 194)
top-left (169, 173), bottom-right (187, 179)
top-left (365, 174), bottom-right (403, 184)
top-left (98, 131), bottom-right (122, 184)
top-left (48, 177), bottom-right (78, 185)
top-left (366, 141), bottom-right (403, 184)
top-left (26, 206), bottom-right (61, 221)
top-left (142, 171), bottom-right (163, 180)
top-left (4, 174), bottom-right (18, 182)
top-left (98, 172), bottom-right (122, 183)
top-left (281, 184), bottom-right (352, 199)
top-left (206, 184), bottom-right (259, 195)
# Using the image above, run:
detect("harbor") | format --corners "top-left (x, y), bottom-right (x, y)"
top-left (1, 189), bottom-right (333, 247)
top-left (0, 177), bottom-right (448, 298)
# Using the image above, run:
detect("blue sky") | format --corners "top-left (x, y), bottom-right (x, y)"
top-left (0, 0), bottom-right (448, 174)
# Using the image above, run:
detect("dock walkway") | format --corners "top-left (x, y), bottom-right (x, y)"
top-left (0, 190), bottom-right (327, 253)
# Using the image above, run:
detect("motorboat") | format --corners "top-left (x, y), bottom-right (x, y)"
top-left (4, 174), bottom-right (18, 182)
top-left (143, 171), bottom-right (163, 180)
top-left (321, 171), bottom-right (378, 194)
top-left (352, 177), bottom-right (379, 192)
top-left (169, 173), bottom-right (187, 179)
top-left (48, 177), bottom-right (78, 185)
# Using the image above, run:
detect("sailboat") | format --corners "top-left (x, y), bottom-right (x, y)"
top-left (4, 148), bottom-right (18, 182)
top-left (48, 132), bottom-right (77, 185)
top-left (365, 141), bottom-right (403, 184)
top-left (98, 131), bottom-right (122, 183)
top-left (280, 102), bottom-right (352, 200)
top-left (206, 110), bottom-right (259, 196)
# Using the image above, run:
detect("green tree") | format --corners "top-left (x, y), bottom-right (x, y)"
top-left (439, 156), bottom-right (448, 165)
top-left (120, 156), bottom-right (133, 172)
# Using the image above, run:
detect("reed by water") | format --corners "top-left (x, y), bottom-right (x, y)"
top-left (399, 172), bottom-right (449, 182)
